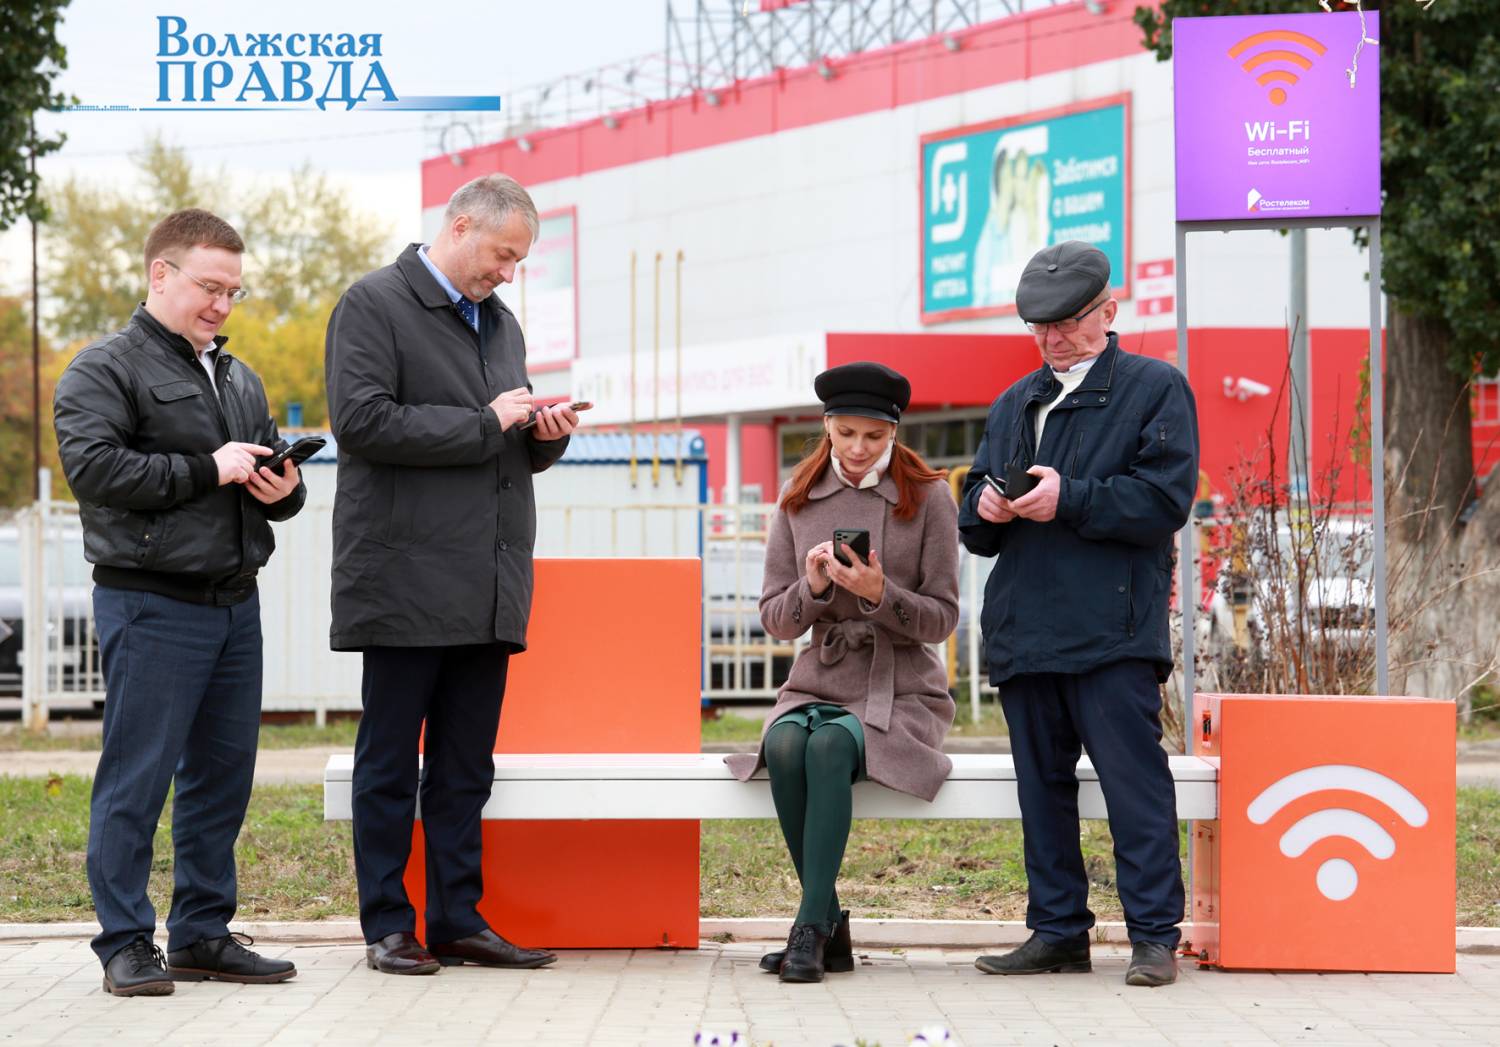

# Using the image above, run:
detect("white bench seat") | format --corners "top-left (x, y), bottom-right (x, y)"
top-left (322, 752), bottom-right (1218, 822)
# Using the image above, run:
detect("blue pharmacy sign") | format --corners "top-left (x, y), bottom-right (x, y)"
top-left (920, 97), bottom-right (1130, 324)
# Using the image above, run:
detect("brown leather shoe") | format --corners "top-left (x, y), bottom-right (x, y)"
top-left (429, 928), bottom-right (556, 969)
top-left (365, 932), bottom-right (441, 975)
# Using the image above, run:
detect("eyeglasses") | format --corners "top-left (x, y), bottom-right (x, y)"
top-left (162, 259), bottom-right (249, 305)
top-left (1025, 297), bottom-right (1106, 335)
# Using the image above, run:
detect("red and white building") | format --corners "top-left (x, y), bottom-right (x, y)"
top-left (420, 1), bottom-right (1499, 506)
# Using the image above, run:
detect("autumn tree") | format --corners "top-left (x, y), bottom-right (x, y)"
top-left (43, 138), bottom-right (390, 427)
top-left (0, 298), bottom-right (65, 508)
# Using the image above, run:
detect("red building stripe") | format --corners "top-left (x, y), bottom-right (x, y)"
top-left (422, 4), bottom-right (1144, 206)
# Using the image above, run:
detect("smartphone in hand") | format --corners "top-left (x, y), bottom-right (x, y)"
top-left (256, 436), bottom-right (325, 472)
top-left (832, 528), bottom-right (870, 567)
top-left (518, 401), bottom-right (594, 431)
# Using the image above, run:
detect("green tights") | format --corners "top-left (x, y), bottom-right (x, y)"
top-left (763, 719), bottom-right (861, 935)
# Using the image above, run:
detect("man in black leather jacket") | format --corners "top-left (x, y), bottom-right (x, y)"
top-left (53, 209), bottom-right (305, 997)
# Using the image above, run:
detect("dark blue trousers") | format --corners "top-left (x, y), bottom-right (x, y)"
top-left (351, 644), bottom-right (508, 946)
top-left (998, 659), bottom-right (1184, 947)
top-left (87, 586), bottom-right (263, 966)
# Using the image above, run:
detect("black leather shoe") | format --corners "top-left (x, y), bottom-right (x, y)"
top-left (102, 937), bottom-right (175, 996)
top-left (760, 910), bottom-right (854, 974)
top-left (778, 923), bottom-right (830, 983)
top-left (429, 928), bottom-right (556, 969)
top-left (168, 932), bottom-right (296, 984)
top-left (366, 931), bottom-right (441, 975)
top-left (1125, 941), bottom-right (1178, 986)
top-left (974, 932), bottom-right (1092, 975)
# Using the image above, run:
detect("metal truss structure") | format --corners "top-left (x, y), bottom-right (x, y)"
top-left (424, 0), bottom-right (1070, 157)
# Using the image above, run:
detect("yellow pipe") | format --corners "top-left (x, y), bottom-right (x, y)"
top-left (652, 251), bottom-right (662, 486)
top-left (945, 465), bottom-right (970, 686)
top-left (629, 251), bottom-right (638, 487)
top-left (675, 249), bottom-right (685, 485)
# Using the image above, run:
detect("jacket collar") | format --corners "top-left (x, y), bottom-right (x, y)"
top-left (396, 242), bottom-right (510, 320)
top-left (1023, 333), bottom-right (1120, 400)
top-left (131, 304), bottom-right (229, 365)
top-left (808, 460), bottom-right (900, 505)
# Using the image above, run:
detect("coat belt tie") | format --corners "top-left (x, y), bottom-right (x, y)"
top-left (813, 619), bottom-right (915, 732)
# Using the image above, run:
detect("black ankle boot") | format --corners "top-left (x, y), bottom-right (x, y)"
top-left (778, 923), bottom-right (830, 983)
top-left (760, 910), bottom-right (853, 974)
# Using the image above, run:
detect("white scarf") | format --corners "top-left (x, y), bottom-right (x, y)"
top-left (830, 439), bottom-right (895, 490)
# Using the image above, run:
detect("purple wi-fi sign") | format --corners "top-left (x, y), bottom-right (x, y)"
top-left (1173, 11), bottom-right (1381, 222)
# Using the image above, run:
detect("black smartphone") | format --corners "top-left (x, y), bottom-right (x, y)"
top-left (983, 473), bottom-right (1007, 497)
top-left (257, 436), bottom-right (325, 472)
top-left (832, 528), bottom-right (870, 567)
top-left (1004, 462), bottom-right (1040, 500)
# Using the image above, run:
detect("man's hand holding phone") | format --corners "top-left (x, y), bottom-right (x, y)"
top-left (213, 442), bottom-right (272, 486)
top-left (490, 387), bottom-right (535, 431)
top-left (525, 400), bottom-right (590, 442)
top-left (977, 474), bottom-right (1018, 524)
top-left (246, 456), bottom-right (301, 505)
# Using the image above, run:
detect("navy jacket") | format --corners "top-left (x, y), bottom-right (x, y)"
top-left (958, 335), bottom-right (1199, 684)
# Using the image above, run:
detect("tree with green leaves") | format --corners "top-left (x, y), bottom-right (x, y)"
top-left (1135, 0), bottom-right (1499, 538)
top-left (42, 138), bottom-right (390, 430)
top-left (1137, 0), bottom-right (1500, 702)
top-left (0, 0), bottom-right (71, 230)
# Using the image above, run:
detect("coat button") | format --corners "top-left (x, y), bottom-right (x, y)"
top-left (501, 476), bottom-right (513, 489)
top-left (1099, 396), bottom-right (1106, 402)
top-left (1117, 585), bottom-right (1126, 593)
top-left (1070, 397), bottom-right (1079, 404)
top-left (498, 540), bottom-right (509, 551)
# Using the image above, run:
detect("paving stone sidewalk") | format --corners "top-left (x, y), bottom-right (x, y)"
top-left (1, 938), bottom-right (1497, 1046)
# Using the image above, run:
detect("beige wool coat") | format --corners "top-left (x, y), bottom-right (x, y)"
top-left (726, 467), bottom-right (961, 801)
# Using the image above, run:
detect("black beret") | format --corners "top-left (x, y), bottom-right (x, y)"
top-left (1015, 241), bottom-right (1111, 324)
top-left (814, 361), bottom-right (911, 423)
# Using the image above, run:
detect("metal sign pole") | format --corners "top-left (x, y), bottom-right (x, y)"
top-left (1368, 220), bottom-right (1389, 694)
top-left (1175, 222), bottom-right (1195, 734)
top-left (1172, 216), bottom-right (1388, 701)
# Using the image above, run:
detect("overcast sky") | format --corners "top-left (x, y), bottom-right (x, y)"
top-left (0, 0), bottom-right (668, 297)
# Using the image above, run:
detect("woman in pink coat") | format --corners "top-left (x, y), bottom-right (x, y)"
top-left (726, 362), bottom-right (961, 983)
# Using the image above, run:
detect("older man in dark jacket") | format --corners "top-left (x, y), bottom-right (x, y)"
top-left (958, 241), bottom-right (1199, 987)
top-left (325, 174), bottom-right (576, 976)
top-left (54, 208), bottom-right (305, 996)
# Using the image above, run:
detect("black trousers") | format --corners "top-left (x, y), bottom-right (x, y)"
top-left (351, 643), bottom-right (509, 945)
top-left (999, 658), bottom-right (1185, 947)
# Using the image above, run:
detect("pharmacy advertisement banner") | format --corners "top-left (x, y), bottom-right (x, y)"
top-left (920, 97), bottom-right (1129, 325)
top-left (1174, 11), bottom-right (1381, 221)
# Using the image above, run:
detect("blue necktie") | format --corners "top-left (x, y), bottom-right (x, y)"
top-left (456, 297), bottom-right (478, 332)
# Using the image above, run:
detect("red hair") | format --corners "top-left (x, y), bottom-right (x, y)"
top-left (780, 433), bottom-right (947, 521)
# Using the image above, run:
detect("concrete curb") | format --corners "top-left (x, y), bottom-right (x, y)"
top-left (5, 919), bottom-right (1497, 953)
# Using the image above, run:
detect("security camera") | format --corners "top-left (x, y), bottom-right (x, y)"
top-left (1223, 376), bottom-right (1272, 401)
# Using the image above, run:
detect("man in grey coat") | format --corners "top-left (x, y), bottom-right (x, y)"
top-left (325, 174), bottom-right (578, 975)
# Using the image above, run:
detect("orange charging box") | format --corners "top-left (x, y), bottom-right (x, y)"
top-left (1191, 693), bottom-right (1455, 972)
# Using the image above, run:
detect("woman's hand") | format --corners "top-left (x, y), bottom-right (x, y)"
top-left (824, 547), bottom-right (886, 604)
top-left (804, 541), bottom-right (836, 596)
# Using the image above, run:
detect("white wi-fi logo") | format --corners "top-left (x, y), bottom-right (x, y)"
top-left (1247, 764), bottom-right (1428, 901)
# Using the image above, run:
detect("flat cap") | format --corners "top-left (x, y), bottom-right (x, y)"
top-left (1015, 240), bottom-right (1111, 324)
top-left (814, 361), bottom-right (911, 423)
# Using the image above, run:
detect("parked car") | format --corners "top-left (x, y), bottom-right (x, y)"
top-left (0, 523), bottom-right (99, 701)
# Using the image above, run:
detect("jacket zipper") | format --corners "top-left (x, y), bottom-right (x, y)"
top-left (1126, 570), bottom-right (1135, 637)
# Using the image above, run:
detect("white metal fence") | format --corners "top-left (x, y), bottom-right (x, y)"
top-left (9, 479), bottom-right (997, 726)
